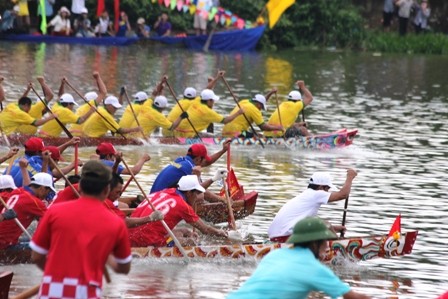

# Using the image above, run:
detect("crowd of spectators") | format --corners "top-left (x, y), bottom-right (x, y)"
top-left (382, 0), bottom-right (431, 35)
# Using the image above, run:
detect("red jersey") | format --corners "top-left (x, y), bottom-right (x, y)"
top-left (128, 188), bottom-right (199, 247)
top-left (50, 183), bottom-right (80, 205)
top-left (30, 196), bottom-right (132, 299)
top-left (0, 187), bottom-right (46, 249)
top-left (103, 199), bottom-right (126, 219)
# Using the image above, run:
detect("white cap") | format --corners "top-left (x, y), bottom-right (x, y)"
top-left (133, 91), bottom-right (148, 102)
top-left (84, 91), bottom-right (98, 101)
top-left (30, 173), bottom-right (56, 192)
top-left (13, 5), bottom-right (19, 12)
top-left (178, 175), bottom-right (205, 193)
top-left (80, 7), bottom-right (88, 14)
top-left (60, 93), bottom-right (78, 106)
top-left (309, 172), bottom-right (338, 191)
top-left (137, 17), bottom-right (145, 25)
top-left (183, 87), bottom-right (197, 99)
top-left (252, 94), bottom-right (267, 110)
top-left (0, 175), bottom-right (17, 190)
top-left (104, 96), bottom-right (122, 108)
top-left (59, 6), bottom-right (70, 15)
top-left (288, 90), bottom-right (302, 101)
top-left (154, 95), bottom-right (168, 108)
top-left (200, 89), bottom-right (219, 101)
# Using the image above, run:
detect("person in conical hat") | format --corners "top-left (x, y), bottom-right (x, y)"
top-left (227, 217), bottom-right (372, 299)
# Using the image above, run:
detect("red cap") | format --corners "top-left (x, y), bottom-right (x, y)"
top-left (96, 142), bottom-right (117, 155)
top-left (187, 144), bottom-right (211, 162)
top-left (43, 146), bottom-right (63, 162)
top-left (24, 137), bottom-right (44, 152)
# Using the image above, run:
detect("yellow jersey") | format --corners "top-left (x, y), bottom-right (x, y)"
top-left (173, 101), bottom-right (224, 138)
top-left (133, 104), bottom-right (172, 136)
top-left (222, 99), bottom-right (264, 137)
top-left (82, 106), bottom-right (121, 137)
top-left (18, 101), bottom-right (46, 135)
top-left (265, 101), bottom-right (304, 137)
top-left (69, 100), bottom-right (97, 136)
top-left (118, 102), bottom-right (145, 129)
top-left (40, 103), bottom-right (79, 137)
top-left (0, 103), bottom-right (36, 135)
top-left (163, 97), bottom-right (200, 136)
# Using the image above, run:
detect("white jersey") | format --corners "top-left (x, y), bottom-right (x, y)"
top-left (268, 188), bottom-right (330, 239)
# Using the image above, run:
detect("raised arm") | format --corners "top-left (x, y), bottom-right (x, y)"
top-left (206, 70), bottom-right (225, 90)
top-left (121, 153), bottom-right (151, 175)
top-left (296, 80), bottom-right (313, 106)
top-left (36, 76), bottom-right (54, 103)
top-left (93, 72), bottom-right (107, 104)
top-left (264, 87), bottom-right (277, 102)
top-left (328, 169), bottom-right (357, 202)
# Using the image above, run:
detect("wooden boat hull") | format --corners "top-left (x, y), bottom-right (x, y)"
top-left (2, 129), bottom-right (357, 149)
top-left (0, 231), bottom-right (418, 264)
top-left (196, 190), bottom-right (257, 224)
top-left (0, 271), bottom-right (13, 299)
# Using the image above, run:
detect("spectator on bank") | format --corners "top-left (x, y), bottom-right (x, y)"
top-left (154, 12), bottom-right (171, 37)
top-left (382, 0), bottom-right (395, 31)
top-left (136, 17), bottom-right (150, 38)
top-left (396, 0), bottom-right (414, 36)
top-left (116, 11), bottom-right (132, 37)
top-left (0, 6), bottom-right (19, 33)
top-left (413, 0), bottom-right (430, 34)
top-left (194, 0), bottom-right (211, 35)
top-left (95, 10), bottom-right (114, 37)
top-left (74, 7), bottom-right (95, 37)
top-left (47, 6), bottom-right (71, 36)
top-left (11, 0), bottom-right (30, 32)
top-left (37, 0), bottom-right (55, 34)
top-left (71, 0), bottom-right (86, 25)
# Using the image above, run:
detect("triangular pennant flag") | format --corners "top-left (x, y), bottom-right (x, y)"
top-left (177, 0), bottom-right (183, 11)
top-left (189, 4), bottom-right (196, 15)
top-left (158, 0), bottom-right (163, 4)
top-left (170, 0), bottom-right (176, 10)
top-left (164, 0), bottom-right (170, 7)
top-left (388, 214), bottom-right (401, 240)
top-left (209, 7), bottom-right (217, 20)
top-left (183, 5), bottom-right (189, 13)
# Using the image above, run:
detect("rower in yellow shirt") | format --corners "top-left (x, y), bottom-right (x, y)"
top-left (222, 91), bottom-right (283, 138)
top-left (70, 72), bottom-right (108, 136)
top-left (133, 95), bottom-right (185, 136)
top-left (265, 81), bottom-right (314, 138)
top-left (39, 93), bottom-right (96, 137)
top-left (174, 89), bottom-right (244, 138)
top-left (83, 95), bottom-right (141, 137)
top-left (119, 91), bottom-right (148, 129)
top-left (163, 87), bottom-right (199, 137)
top-left (0, 96), bottom-right (55, 135)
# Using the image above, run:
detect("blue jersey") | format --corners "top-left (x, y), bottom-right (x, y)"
top-left (150, 156), bottom-right (195, 194)
top-left (101, 159), bottom-right (124, 174)
top-left (227, 247), bottom-right (351, 299)
top-left (6, 155), bottom-right (51, 188)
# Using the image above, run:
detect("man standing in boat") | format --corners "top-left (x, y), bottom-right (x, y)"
top-left (265, 80), bottom-right (313, 138)
top-left (30, 161), bottom-right (132, 299)
top-left (150, 143), bottom-right (229, 204)
top-left (129, 174), bottom-right (228, 247)
top-left (268, 169), bottom-right (357, 242)
top-left (222, 91), bottom-right (283, 138)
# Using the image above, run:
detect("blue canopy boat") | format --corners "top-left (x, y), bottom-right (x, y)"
top-left (0, 34), bottom-right (139, 46)
top-left (149, 25), bottom-right (266, 51)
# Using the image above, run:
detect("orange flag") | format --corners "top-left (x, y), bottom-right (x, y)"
top-left (388, 214), bottom-right (401, 240)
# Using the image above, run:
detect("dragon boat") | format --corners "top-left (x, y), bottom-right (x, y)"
top-left (0, 231), bottom-right (418, 264)
top-left (1, 129), bottom-right (357, 149)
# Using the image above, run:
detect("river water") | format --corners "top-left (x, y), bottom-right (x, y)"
top-left (0, 41), bottom-right (447, 298)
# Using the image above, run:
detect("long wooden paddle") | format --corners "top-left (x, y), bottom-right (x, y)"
top-left (222, 178), bottom-right (236, 230)
top-left (0, 196), bottom-right (32, 239)
top-left (120, 158), bottom-right (189, 260)
top-left (63, 79), bottom-right (127, 139)
top-left (164, 77), bottom-right (203, 142)
top-left (340, 195), bottom-right (349, 238)
top-left (123, 87), bottom-right (147, 140)
top-left (274, 91), bottom-right (288, 140)
top-left (29, 85), bottom-right (74, 139)
top-left (203, 22), bottom-right (216, 52)
top-left (10, 284), bottom-right (40, 299)
top-left (220, 75), bottom-right (265, 148)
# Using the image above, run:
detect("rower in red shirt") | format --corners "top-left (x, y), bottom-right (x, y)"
top-left (129, 174), bottom-right (228, 247)
top-left (0, 172), bottom-right (54, 249)
top-left (30, 160), bottom-right (132, 299)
